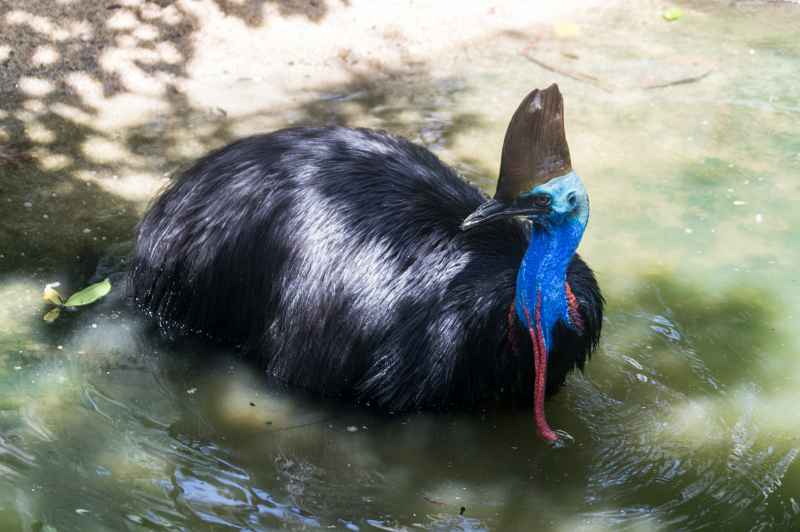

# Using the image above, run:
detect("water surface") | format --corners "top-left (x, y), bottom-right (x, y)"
top-left (1, 1), bottom-right (799, 530)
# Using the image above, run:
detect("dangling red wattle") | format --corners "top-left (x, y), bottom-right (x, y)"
top-left (523, 292), bottom-right (559, 442)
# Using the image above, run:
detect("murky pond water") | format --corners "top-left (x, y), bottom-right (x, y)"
top-left (1, 1), bottom-right (800, 530)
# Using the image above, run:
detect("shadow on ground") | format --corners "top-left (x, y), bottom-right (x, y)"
top-left (0, 1), bottom-right (492, 284)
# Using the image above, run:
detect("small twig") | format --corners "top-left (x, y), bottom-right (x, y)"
top-left (642, 69), bottom-right (713, 89)
top-left (422, 495), bottom-right (446, 506)
top-left (265, 415), bottom-right (338, 433)
top-left (520, 48), bottom-right (614, 93)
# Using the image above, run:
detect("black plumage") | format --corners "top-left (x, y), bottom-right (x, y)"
top-left (130, 124), bottom-right (602, 413)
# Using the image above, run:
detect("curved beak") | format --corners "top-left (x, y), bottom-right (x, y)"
top-left (460, 198), bottom-right (546, 230)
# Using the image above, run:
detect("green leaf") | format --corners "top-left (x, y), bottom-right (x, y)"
top-left (662, 7), bottom-right (683, 21)
top-left (43, 307), bottom-right (61, 323)
top-left (64, 278), bottom-right (112, 307)
top-left (43, 283), bottom-right (64, 306)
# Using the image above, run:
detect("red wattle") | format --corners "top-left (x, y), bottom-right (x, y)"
top-left (565, 281), bottom-right (584, 333)
top-left (524, 294), bottom-right (559, 442)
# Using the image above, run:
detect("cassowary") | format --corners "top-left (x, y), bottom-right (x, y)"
top-left (130, 84), bottom-right (603, 441)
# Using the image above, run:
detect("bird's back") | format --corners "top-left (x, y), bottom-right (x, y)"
top-left (131, 127), bottom-right (529, 410)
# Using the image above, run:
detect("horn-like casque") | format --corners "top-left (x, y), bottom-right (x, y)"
top-left (494, 84), bottom-right (572, 203)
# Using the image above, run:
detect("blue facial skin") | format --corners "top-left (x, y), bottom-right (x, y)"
top-left (514, 171), bottom-right (590, 356)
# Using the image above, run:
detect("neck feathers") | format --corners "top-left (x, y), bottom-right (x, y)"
top-left (514, 219), bottom-right (586, 352)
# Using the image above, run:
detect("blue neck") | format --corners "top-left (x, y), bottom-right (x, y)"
top-left (514, 219), bottom-right (586, 354)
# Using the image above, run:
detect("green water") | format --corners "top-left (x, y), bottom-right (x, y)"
top-left (1, 1), bottom-right (799, 530)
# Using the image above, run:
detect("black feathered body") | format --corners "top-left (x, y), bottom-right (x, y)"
top-left (130, 127), bottom-right (602, 411)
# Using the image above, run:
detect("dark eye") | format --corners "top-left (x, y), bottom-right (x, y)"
top-left (532, 194), bottom-right (551, 208)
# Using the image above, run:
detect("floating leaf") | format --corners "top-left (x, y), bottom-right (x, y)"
top-left (43, 282), bottom-right (64, 306)
top-left (662, 7), bottom-right (683, 21)
top-left (64, 278), bottom-right (112, 307)
top-left (43, 307), bottom-right (61, 323)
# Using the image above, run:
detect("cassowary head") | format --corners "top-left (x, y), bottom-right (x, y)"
top-left (461, 84), bottom-right (588, 231)
top-left (461, 84), bottom-right (593, 443)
